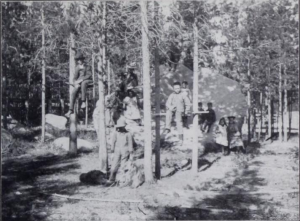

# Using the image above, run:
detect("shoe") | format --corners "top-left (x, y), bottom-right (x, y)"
top-left (81, 102), bottom-right (86, 109)
top-left (65, 110), bottom-right (73, 118)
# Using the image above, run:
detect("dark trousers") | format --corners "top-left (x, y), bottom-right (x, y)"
top-left (69, 80), bottom-right (93, 111)
top-left (182, 115), bottom-right (189, 128)
top-left (201, 120), bottom-right (213, 133)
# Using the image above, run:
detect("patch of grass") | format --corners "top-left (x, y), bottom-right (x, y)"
top-left (2, 139), bottom-right (35, 158)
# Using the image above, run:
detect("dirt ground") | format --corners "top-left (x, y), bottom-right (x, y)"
top-left (2, 126), bottom-right (299, 221)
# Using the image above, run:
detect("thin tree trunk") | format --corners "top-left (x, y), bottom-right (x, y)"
top-left (247, 35), bottom-right (251, 143)
top-left (69, 32), bottom-right (77, 155)
top-left (107, 61), bottom-right (111, 94)
top-left (92, 45), bottom-right (96, 106)
top-left (97, 1), bottom-right (108, 173)
top-left (2, 59), bottom-right (8, 129)
top-left (154, 0), bottom-right (161, 180)
top-left (283, 65), bottom-right (288, 141)
top-left (268, 95), bottom-right (272, 138)
top-left (69, 110), bottom-right (78, 155)
top-left (247, 65), bottom-right (251, 143)
top-left (278, 64), bottom-right (283, 141)
top-left (41, 7), bottom-right (46, 143)
top-left (141, 0), bottom-right (155, 183)
top-left (192, 19), bottom-right (199, 175)
top-left (258, 92), bottom-right (263, 139)
top-left (85, 97), bottom-right (88, 128)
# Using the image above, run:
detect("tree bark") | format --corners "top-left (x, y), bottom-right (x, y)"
top-left (41, 7), bottom-right (46, 143)
top-left (107, 60), bottom-right (111, 94)
top-left (85, 97), bottom-right (88, 128)
top-left (258, 92), bottom-right (263, 139)
top-left (2, 59), bottom-right (8, 129)
top-left (283, 65), bottom-right (288, 141)
top-left (69, 32), bottom-right (77, 155)
top-left (278, 64), bottom-right (283, 141)
top-left (97, 1), bottom-right (108, 174)
top-left (267, 95), bottom-right (272, 138)
top-left (140, 0), bottom-right (155, 183)
top-left (192, 19), bottom-right (199, 175)
top-left (69, 110), bottom-right (78, 155)
top-left (154, 0), bottom-right (161, 180)
top-left (92, 45), bottom-right (96, 106)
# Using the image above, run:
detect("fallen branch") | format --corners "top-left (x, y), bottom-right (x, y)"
top-left (52, 193), bottom-right (143, 203)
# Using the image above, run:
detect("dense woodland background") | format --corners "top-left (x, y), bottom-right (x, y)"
top-left (2, 0), bottom-right (298, 125)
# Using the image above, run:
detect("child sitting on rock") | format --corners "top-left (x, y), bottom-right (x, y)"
top-left (108, 116), bottom-right (134, 183)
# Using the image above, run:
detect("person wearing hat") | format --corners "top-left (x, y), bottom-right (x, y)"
top-left (125, 63), bottom-right (138, 90)
top-left (108, 116), bottom-right (134, 183)
top-left (65, 52), bottom-right (93, 118)
top-left (227, 116), bottom-right (246, 154)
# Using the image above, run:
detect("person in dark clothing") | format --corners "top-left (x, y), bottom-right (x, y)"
top-left (65, 52), bottom-right (93, 118)
top-left (198, 102), bottom-right (205, 126)
top-left (201, 102), bottom-right (216, 133)
top-left (117, 74), bottom-right (127, 101)
top-left (125, 66), bottom-right (138, 89)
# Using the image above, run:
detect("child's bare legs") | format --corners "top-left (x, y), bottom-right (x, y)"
top-left (65, 84), bottom-right (81, 118)
top-left (80, 80), bottom-right (93, 108)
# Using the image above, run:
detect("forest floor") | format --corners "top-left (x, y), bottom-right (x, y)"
top-left (2, 124), bottom-right (299, 221)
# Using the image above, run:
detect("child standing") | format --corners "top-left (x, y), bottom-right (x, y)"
top-left (108, 116), bottom-right (134, 183)
top-left (214, 117), bottom-right (229, 155)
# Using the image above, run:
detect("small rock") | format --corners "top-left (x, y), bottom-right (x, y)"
top-left (249, 204), bottom-right (258, 210)
top-left (34, 212), bottom-right (48, 219)
top-left (15, 191), bottom-right (22, 195)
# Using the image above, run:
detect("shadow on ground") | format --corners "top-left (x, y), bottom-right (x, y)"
top-left (2, 153), bottom-right (85, 221)
top-left (147, 144), bottom-right (296, 220)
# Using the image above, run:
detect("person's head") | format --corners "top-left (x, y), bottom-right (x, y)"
top-left (228, 116), bottom-right (236, 123)
top-left (207, 102), bottom-right (213, 109)
top-left (75, 53), bottom-right (85, 67)
top-left (219, 117), bottom-right (226, 126)
top-left (198, 102), bottom-right (203, 108)
top-left (120, 73), bottom-right (126, 81)
top-left (127, 89), bottom-right (135, 98)
top-left (115, 116), bottom-right (127, 133)
top-left (173, 82), bottom-right (181, 94)
top-left (182, 81), bottom-right (188, 89)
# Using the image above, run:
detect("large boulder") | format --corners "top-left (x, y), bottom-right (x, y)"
top-left (45, 114), bottom-right (67, 130)
top-left (52, 137), bottom-right (96, 152)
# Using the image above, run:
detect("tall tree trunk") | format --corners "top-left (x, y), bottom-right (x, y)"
top-left (92, 44), bottom-right (96, 106)
top-left (85, 97), bottom-right (88, 128)
top-left (267, 94), bottom-right (272, 138)
top-left (154, 0), bottom-right (161, 180)
top-left (278, 64), bottom-right (283, 141)
top-left (69, 32), bottom-right (77, 155)
top-left (2, 59), bottom-right (8, 129)
top-left (97, 1), bottom-right (108, 173)
top-left (247, 35), bottom-right (251, 143)
top-left (258, 92), bottom-right (263, 139)
top-left (107, 60), bottom-right (111, 94)
top-left (283, 65), bottom-right (288, 141)
top-left (192, 19), bottom-right (199, 175)
top-left (41, 7), bottom-right (46, 143)
top-left (141, 0), bottom-right (155, 183)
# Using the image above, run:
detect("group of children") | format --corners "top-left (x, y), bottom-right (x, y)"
top-left (214, 116), bottom-right (246, 155)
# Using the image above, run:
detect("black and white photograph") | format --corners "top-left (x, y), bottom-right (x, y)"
top-left (1, 0), bottom-right (299, 220)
